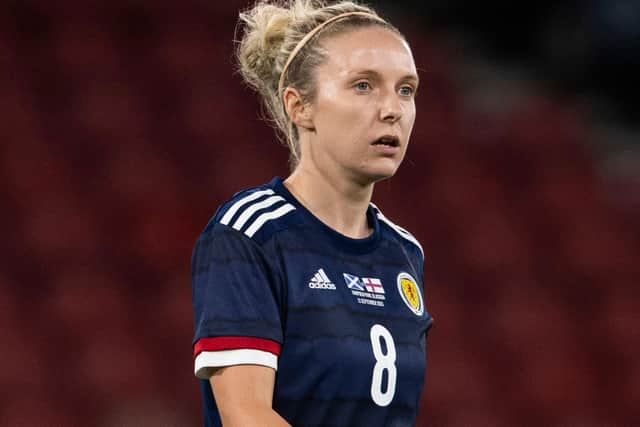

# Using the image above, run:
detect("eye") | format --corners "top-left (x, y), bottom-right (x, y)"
top-left (354, 81), bottom-right (372, 92)
top-left (398, 85), bottom-right (415, 97)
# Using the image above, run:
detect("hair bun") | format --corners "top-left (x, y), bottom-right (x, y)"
top-left (237, 3), bottom-right (293, 95)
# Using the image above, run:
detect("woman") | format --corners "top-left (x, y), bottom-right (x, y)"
top-left (191, 1), bottom-right (433, 426)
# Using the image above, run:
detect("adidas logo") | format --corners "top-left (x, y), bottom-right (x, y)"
top-left (308, 268), bottom-right (336, 290)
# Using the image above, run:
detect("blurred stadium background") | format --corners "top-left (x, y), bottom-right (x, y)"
top-left (1, 0), bottom-right (638, 425)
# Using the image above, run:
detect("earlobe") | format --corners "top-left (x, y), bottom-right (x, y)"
top-left (283, 88), bottom-right (314, 131)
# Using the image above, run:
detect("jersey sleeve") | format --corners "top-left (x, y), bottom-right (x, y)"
top-left (191, 224), bottom-right (285, 379)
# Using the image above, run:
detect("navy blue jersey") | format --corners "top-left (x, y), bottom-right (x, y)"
top-left (192, 177), bottom-right (433, 427)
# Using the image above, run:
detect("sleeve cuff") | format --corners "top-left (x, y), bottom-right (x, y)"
top-left (194, 336), bottom-right (281, 356)
top-left (194, 349), bottom-right (278, 379)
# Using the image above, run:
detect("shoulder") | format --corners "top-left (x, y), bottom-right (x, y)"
top-left (201, 179), bottom-right (299, 245)
top-left (370, 202), bottom-right (424, 261)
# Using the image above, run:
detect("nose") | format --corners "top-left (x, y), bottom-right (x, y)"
top-left (379, 90), bottom-right (402, 123)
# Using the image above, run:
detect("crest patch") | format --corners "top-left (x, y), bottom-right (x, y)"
top-left (397, 272), bottom-right (423, 316)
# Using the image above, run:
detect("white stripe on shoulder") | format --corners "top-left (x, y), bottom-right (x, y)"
top-left (372, 204), bottom-right (424, 258)
top-left (220, 189), bottom-right (275, 226)
top-left (244, 203), bottom-right (296, 238)
top-left (194, 349), bottom-right (277, 379)
top-left (231, 195), bottom-right (286, 231)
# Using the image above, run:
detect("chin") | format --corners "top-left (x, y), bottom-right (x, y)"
top-left (361, 164), bottom-right (401, 184)
top-left (347, 157), bottom-right (404, 185)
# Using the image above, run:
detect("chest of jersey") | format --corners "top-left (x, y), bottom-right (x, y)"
top-left (273, 246), bottom-right (432, 427)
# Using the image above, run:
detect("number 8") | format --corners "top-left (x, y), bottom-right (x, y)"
top-left (370, 324), bottom-right (397, 406)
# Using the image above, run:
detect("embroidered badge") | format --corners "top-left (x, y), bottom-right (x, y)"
top-left (397, 272), bottom-right (423, 316)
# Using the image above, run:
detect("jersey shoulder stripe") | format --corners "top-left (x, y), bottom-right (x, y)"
top-left (219, 188), bottom-right (275, 226)
top-left (231, 195), bottom-right (286, 230)
top-left (244, 204), bottom-right (296, 238)
top-left (215, 186), bottom-right (296, 240)
top-left (370, 202), bottom-right (424, 258)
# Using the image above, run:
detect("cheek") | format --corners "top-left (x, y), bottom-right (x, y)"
top-left (316, 98), bottom-right (368, 137)
top-left (404, 103), bottom-right (417, 129)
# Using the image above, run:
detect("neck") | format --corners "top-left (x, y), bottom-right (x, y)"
top-left (284, 164), bottom-right (374, 239)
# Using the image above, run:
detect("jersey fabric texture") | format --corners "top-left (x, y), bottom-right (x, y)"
top-left (191, 177), bottom-right (433, 427)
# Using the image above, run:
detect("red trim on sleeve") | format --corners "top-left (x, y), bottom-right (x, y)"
top-left (193, 336), bottom-right (281, 358)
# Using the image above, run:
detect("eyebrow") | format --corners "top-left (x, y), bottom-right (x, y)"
top-left (349, 69), bottom-right (420, 85)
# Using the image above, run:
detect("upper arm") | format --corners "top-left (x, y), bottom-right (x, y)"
top-left (210, 365), bottom-right (275, 412)
top-left (210, 365), bottom-right (290, 427)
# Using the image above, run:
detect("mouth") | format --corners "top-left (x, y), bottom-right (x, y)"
top-left (371, 135), bottom-right (400, 148)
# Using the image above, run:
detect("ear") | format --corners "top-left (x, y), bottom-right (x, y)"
top-left (283, 87), bottom-right (314, 131)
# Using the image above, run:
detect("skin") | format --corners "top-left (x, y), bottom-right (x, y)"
top-left (210, 26), bottom-right (418, 426)
top-left (284, 26), bottom-right (418, 238)
top-left (210, 366), bottom-right (288, 427)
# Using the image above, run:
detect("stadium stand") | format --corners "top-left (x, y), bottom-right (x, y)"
top-left (1, 1), bottom-right (638, 425)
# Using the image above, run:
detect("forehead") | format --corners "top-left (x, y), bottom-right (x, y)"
top-left (319, 26), bottom-right (416, 77)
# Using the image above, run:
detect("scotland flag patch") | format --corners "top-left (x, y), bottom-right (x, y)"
top-left (343, 273), bottom-right (365, 291)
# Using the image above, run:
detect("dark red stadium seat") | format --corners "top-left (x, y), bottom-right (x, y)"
top-left (47, 267), bottom-right (133, 342)
top-left (0, 394), bottom-right (79, 426)
top-left (1, 1), bottom-right (638, 424)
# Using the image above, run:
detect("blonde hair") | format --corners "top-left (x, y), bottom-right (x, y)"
top-left (236, 0), bottom-right (401, 169)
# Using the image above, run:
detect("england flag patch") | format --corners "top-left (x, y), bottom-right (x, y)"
top-left (362, 277), bottom-right (385, 294)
